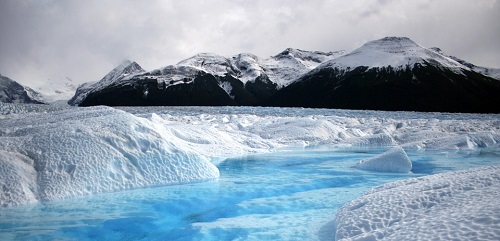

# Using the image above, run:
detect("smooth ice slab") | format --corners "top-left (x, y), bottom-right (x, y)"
top-left (335, 165), bottom-right (500, 241)
top-left (355, 146), bottom-right (412, 173)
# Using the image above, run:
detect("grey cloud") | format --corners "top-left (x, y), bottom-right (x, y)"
top-left (0, 0), bottom-right (498, 93)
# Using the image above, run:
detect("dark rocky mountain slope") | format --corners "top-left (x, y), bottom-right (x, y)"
top-left (0, 74), bottom-right (45, 104)
top-left (72, 37), bottom-right (500, 113)
top-left (73, 49), bottom-right (343, 107)
top-left (267, 37), bottom-right (500, 113)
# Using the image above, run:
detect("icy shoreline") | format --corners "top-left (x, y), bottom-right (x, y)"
top-left (1, 104), bottom-right (499, 207)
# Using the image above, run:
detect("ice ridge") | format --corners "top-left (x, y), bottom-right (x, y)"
top-left (0, 106), bottom-right (219, 206)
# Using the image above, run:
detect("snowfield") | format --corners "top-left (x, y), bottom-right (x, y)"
top-left (1, 104), bottom-right (500, 240)
top-left (335, 165), bottom-right (500, 240)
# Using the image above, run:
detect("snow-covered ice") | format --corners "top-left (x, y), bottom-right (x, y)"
top-left (1, 104), bottom-right (500, 240)
top-left (335, 165), bottom-right (500, 241)
top-left (355, 146), bottom-right (412, 173)
top-left (0, 105), bottom-right (219, 206)
top-left (2, 104), bottom-right (499, 206)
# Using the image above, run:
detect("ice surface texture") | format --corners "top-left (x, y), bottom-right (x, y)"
top-left (335, 165), bottom-right (500, 241)
top-left (1, 105), bottom-right (500, 206)
top-left (355, 146), bottom-right (412, 173)
top-left (0, 106), bottom-right (219, 206)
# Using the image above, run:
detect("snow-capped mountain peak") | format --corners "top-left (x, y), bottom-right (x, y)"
top-left (177, 53), bottom-right (237, 78)
top-left (317, 36), bottom-right (467, 73)
top-left (177, 53), bottom-right (228, 66)
top-left (273, 48), bottom-right (345, 66)
top-left (68, 60), bottom-right (145, 105)
top-left (100, 60), bottom-right (145, 86)
top-left (263, 48), bottom-right (346, 87)
top-left (229, 53), bottom-right (266, 83)
top-left (362, 36), bottom-right (421, 54)
top-left (24, 86), bottom-right (46, 103)
top-left (170, 48), bottom-right (345, 87)
top-left (269, 37), bottom-right (500, 113)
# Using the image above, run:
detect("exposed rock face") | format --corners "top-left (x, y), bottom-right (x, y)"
top-left (0, 74), bottom-right (45, 104)
top-left (267, 63), bottom-right (500, 113)
top-left (79, 73), bottom-right (237, 106)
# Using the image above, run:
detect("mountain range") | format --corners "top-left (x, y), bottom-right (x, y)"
top-left (71, 48), bottom-right (346, 107)
top-left (1, 37), bottom-right (499, 113)
top-left (72, 37), bottom-right (500, 113)
top-left (267, 37), bottom-right (500, 113)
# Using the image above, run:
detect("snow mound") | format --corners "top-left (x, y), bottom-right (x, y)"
top-left (335, 165), bottom-right (500, 241)
top-left (0, 106), bottom-right (219, 206)
top-left (355, 146), bottom-right (412, 173)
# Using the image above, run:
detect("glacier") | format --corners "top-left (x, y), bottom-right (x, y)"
top-left (1, 104), bottom-right (500, 240)
top-left (0, 104), bottom-right (219, 206)
top-left (1, 104), bottom-right (499, 207)
top-left (335, 165), bottom-right (500, 240)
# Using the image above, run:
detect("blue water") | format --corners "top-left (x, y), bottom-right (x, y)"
top-left (1, 148), bottom-right (499, 241)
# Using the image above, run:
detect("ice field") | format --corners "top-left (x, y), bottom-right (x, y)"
top-left (1, 104), bottom-right (499, 240)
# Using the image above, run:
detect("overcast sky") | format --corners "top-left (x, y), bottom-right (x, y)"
top-left (1, 0), bottom-right (499, 92)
